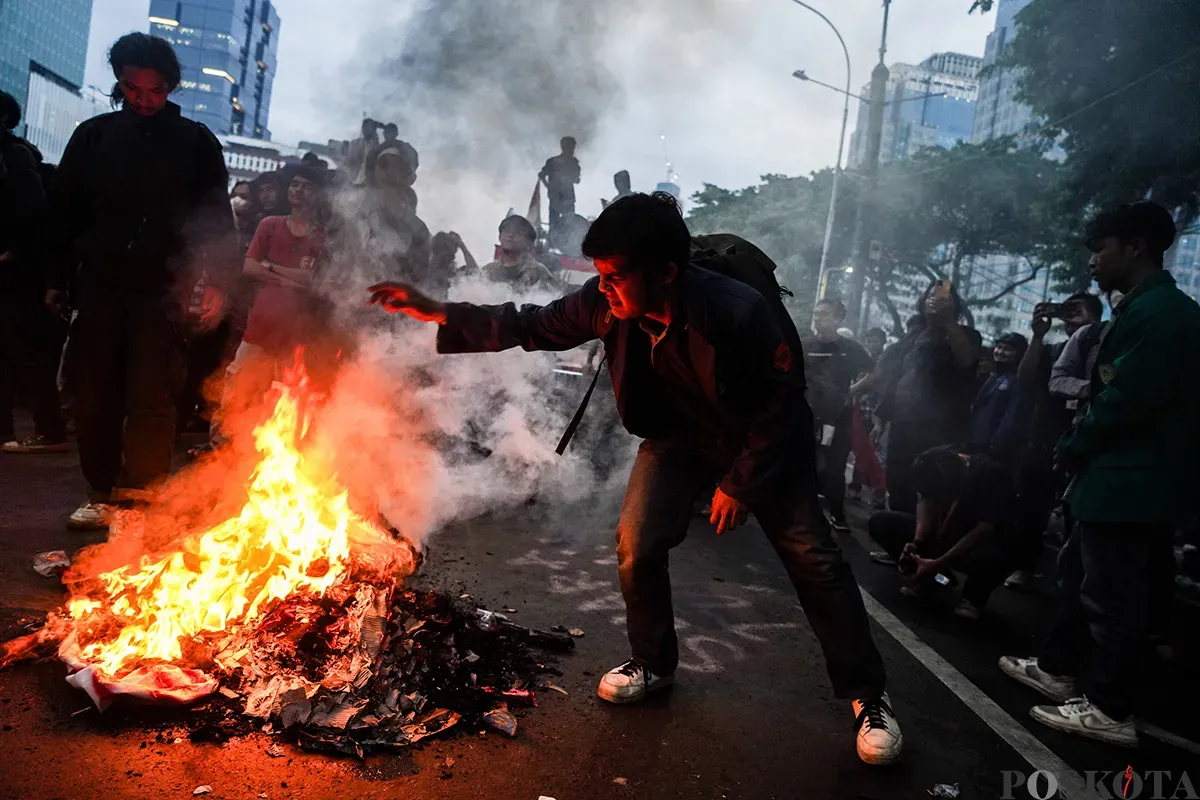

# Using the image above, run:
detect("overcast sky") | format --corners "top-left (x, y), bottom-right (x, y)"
top-left (86, 0), bottom-right (995, 246)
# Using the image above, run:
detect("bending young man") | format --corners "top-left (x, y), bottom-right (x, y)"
top-left (367, 192), bottom-right (903, 765)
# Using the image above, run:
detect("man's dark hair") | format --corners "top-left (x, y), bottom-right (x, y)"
top-left (996, 331), bottom-right (1029, 356)
top-left (815, 297), bottom-right (848, 321)
top-left (865, 327), bottom-right (887, 342)
top-left (905, 314), bottom-right (924, 333)
top-left (561, 136), bottom-right (576, 151)
top-left (918, 280), bottom-right (968, 324)
top-left (1085, 201), bottom-right (1177, 267)
top-left (362, 118), bottom-right (378, 135)
top-left (383, 122), bottom-right (398, 138)
top-left (301, 152), bottom-right (324, 166)
top-left (582, 191), bottom-right (690, 276)
top-left (0, 90), bottom-right (21, 130)
top-left (108, 33), bottom-right (181, 108)
top-left (1065, 291), bottom-right (1103, 321)
top-left (290, 166), bottom-right (325, 189)
top-left (499, 215), bottom-right (537, 244)
top-left (911, 446), bottom-right (969, 501)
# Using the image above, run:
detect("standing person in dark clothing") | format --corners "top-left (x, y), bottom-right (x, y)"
top-left (367, 192), bottom-right (904, 765)
top-left (428, 231), bottom-right (478, 299)
top-left (346, 118), bottom-right (379, 185)
top-left (539, 137), bottom-right (581, 248)
top-left (868, 284), bottom-right (981, 513)
top-left (43, 33), bottom-right (236, 530)
top-left (1000, 202), bottom-right (1200, 747)
top-left (806, 298), bottom-right (874, 532)
top-left (603, 170), bottom-right (633, 208)
top-left (1005, 293), bottom-right (1102, 589)
top-left (0, 90), bottom-right (68, 453)
top-left (967, 332), bottom-right (1029, 467)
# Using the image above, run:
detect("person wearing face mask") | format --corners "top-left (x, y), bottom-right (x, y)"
top-left (966, 332), bottom-right (1029, 468)
top-left (42, 32), bottom-right (236, 531)
top-left (365, 192), bottom-right (905, 767)
top-left (1000, 201), bottom-right (1200, 748)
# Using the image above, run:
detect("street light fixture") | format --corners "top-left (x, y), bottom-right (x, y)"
top-left (787, 1), bottom-right (852, 301)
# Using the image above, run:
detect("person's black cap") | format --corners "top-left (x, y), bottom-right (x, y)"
top-left (1084, 201), bottom-right (1177, 256)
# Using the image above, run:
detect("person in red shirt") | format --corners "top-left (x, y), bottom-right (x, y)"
top-left (232, 168), bottom-right (327, 369)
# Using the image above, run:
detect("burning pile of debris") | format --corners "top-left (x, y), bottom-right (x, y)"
top-left (0, 359), bottom-right (573, 756)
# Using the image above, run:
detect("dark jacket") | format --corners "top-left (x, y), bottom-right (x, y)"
top-left (436, 268), bottom-right (813, 505)
top-left (43, 102), bottom-right (236, 301)
top-left (968, 369), bottom-right (1029, 466)
top-left (0, 131), bottom-right (47, 291)
top-left (1059, 271), bottom-right (1200, 524)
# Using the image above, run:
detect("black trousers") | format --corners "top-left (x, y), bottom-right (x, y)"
top-left (616, 440), bottom-right (887, 699)
top-left (1012, 444), bottom-right (1061, 572)
top-left (867, 510), bottom-right (1016, 608)
top-left (0, 289), bottom-right (67, 441)
top-left (886, 421), bottom-right (959, 514)
top-left (1038, 521), bottom-right (1172, 720)
top-left (67, 292), bottom-right (187, 501)
top-left (818, 411), bottom-right (854, 522)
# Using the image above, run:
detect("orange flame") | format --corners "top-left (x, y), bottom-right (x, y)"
top-left (68, 367), bottom-right (357, 677)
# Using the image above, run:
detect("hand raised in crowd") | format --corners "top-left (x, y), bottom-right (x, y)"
top-left (367, 281), bottom-right (448, 324)
top-left (1030, 303), bottom-right (1053, 338)
top-left (709, 487), bottom-right (748, 535)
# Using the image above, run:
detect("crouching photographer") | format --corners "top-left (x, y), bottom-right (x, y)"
top-left (867, 445), bottom-right (1017, 620)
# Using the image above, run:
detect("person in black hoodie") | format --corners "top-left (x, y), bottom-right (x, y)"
top-left (43, 33), bottom-right (236, 530)
top-left (366, 192), bottom-right (904, 767)
top-left (0, 90), bottom-right (68, 453)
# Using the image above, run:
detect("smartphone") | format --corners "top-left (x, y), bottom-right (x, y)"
top-left (935, 279), bottom-right (952, 299)
top-left (1040, 302), bottom-right (1064, 318)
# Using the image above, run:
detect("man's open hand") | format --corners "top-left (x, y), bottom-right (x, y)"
top-left (367, 282), bottom-right (448, 324)
top-left (709, 487), bottom-right (748, 535)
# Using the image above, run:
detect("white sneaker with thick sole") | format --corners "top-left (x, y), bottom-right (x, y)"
top-left (998, 656), bottom-right (1076, 703)
top-left (1029, 697), bottom-right (1138, 747)
top-left (67, 501), bottom-right (114, 531)
top-left (597, 659), bottom-right (674, 705)
top-left (852, 693), bottom-right (903, 765)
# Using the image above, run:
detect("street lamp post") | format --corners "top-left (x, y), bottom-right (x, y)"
top-left (789, 1), bottom-right (851, 301)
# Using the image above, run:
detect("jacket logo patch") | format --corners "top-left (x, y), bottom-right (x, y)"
top-left (773, 343), bottom-right (794, 372)
top-left (1098, 364), bottom-right (1115, 384)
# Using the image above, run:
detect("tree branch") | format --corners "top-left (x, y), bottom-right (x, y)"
top-left (967, 260), bottom-right (1045, 305)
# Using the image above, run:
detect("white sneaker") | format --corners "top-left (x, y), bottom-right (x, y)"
top-left (1004, 570), bottom-right (1032, 589)
top-left (998, 656), bottom-right (1076, 703)
top-left (597, 659), bottom-right (673, 705)
top-left (954, 599), bottom-right (981, 621)
top-left (1029, 696), bottom-right (1138, 747)
top-left (852, 693), bottom-right (903, 765)
top-left (67, 501), bottom-right (114, 531)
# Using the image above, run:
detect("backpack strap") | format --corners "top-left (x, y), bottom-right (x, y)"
top-left (556, 356), bottom-right (607, 455)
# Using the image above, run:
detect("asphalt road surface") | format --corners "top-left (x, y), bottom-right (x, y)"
top-left (1, 431), bottom-right (1198, 800)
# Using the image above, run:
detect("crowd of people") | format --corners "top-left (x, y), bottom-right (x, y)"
top-left (805, 201), bottom-right (1200, 748)
top-left (2, 29), bottom-right (1197, 764)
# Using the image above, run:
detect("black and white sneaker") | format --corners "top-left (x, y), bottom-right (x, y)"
top-left (830, 517), bottom-right (852, 534)
top-left (1030, 696), bottom-right (1138, 747)
top-left (852, 693), bottom-right (903, 765)
top-left (868, 551), bottom-right (897, 567)
top-left (597, 659), bottom-right (674, 705)
top-left (998, 656), bottom-right (1076, 704)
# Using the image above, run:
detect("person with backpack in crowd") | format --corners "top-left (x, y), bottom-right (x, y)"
top-left (365, 192), bottom-right (904, 766)
top-left (42, 33), bottom-right (236, 530)
top-left (806, 298), bottom-right (874, 532)
top-left (1000, 202), bottom-right (1200, 747)
top-left (0, 90), bottom-right (68, 454)
top-left (1003, 293), bottom-right (1103, 589)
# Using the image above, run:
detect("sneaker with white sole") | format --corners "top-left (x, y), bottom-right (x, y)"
top-left (852, 693), bottom-right (903, 765)
top-left (2, 434), bottom-right (69, 454)
top-left (869, 551), bottom-right (897, 567)
top-left (596, 659), bottom-right (673, 705)
top-left (830, 518), bottom-right (851, 534)
top-left (954, 598), bottom-right (981, 621)
top-left (1029, 696), bottom-right (1138, 747)
top-left (998, 656), bottom-right (1076, 703)
top-left (67, 501), bottom-right (114, 531)
top-left (1004, 570), bottom-right (1033, 589)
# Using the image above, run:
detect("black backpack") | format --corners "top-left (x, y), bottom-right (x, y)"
top-left (556, 233), bottom-right (805, 454)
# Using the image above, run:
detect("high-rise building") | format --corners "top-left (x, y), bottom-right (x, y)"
top-left (1165, 233), bottom-right (1200, 304)
top-left (147, 0), bottom-right (280, 139)
top-left (848, 52), bottom-right (982, 169)
top-left (972, 0), bottom-right (1036, 144)
top-left (0, 0), bottom-right (106, 163)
